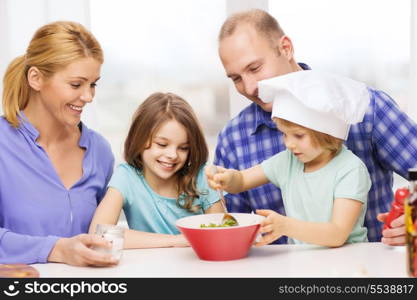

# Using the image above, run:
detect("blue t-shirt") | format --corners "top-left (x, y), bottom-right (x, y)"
top-left (109, 163), bottom-right (219, 234)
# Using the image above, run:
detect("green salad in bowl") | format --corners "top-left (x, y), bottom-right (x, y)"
top-left (200, 218), bottom-right (238, 227)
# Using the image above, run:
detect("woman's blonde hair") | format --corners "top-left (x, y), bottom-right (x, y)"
top-left (124, 92), bottom-right (209, 212)
top-left (2, 21), bottom-right (103, 127)
top-left (276, 118), bottom-right (343, 155)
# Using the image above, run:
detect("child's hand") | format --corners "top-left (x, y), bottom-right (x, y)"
top-left (255, 209), bottom-right (286, 246)
top-left (205, 165), bottom-right (236, 191)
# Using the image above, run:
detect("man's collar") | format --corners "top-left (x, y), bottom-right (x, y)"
top-left (251, 104), bottom-right (277, 135)
top-left (298, 62), bottom-right (311, 71)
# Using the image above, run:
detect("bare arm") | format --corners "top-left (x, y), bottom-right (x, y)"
top-left (256, 198), bottom-right (363, 247)
top-left (123, 197), bottom-right (223, 248)
top-left (89, 187), bottom-right (189, 248)
top-left (204, 201), bottom-right (225, 214)
top-left (205, 164), bottom-right (269, 194)
top-left (240, 165), bottom-right (270, 191)
top-left (89, 187), bottom-right (123, 234)
top-left (123, 230), bottom-right (188, 248)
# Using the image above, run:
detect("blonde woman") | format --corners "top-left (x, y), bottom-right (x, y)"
top-left (0, 21), bottom-right (116, 266)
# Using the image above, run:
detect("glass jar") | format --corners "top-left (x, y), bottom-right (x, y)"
top-left (405, 168), bottom-right (417, 277)
top-left (95, 224), bottom-right (125, 260)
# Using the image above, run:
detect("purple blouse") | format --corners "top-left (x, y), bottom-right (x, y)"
top-left (0, 113), bottom-right (114, 264)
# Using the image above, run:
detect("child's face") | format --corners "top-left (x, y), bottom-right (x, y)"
top-left (142, 119), bottom-right (190, 183)
top-left (276, 120), bottom-right (329, 166)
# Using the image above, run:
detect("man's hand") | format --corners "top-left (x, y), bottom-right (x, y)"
top-left (377, 213), bottom-right (406, 246)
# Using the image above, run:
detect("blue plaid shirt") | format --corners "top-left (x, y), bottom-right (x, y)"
top-left (214, 70), bottom-right (417, 244)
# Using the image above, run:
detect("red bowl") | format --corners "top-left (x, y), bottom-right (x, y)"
top-left (176, 213), bottom-right (264, 261)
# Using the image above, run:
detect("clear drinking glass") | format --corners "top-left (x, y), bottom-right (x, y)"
top-left (95, 224), bottom-right (124, 260)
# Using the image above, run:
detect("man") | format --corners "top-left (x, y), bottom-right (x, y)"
top-left (214, 9), bottom-right (413, 245)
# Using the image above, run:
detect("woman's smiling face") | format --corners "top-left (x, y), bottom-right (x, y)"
top-left (35, 57), bottom-right (101, 127)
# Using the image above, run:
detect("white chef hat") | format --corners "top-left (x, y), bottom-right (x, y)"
top-left (258, 70), bottom-right (370, 140)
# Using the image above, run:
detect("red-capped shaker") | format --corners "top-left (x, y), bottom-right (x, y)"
top-left (384, 187), bottom-right (409, 229)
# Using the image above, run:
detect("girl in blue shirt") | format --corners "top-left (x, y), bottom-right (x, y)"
top-left (90, 92), bottom-right (223, 248)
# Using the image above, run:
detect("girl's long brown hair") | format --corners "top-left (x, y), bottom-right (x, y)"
top-left (124, 92), bottom-right (209, 212)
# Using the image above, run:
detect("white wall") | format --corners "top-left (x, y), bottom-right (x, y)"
top-left (1, 0), bottom-right (416, 124)
top-left (225, 0), bottom-right (268, 118)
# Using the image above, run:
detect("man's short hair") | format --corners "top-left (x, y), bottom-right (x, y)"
top-left (218, 9), bottom-right (285, 48)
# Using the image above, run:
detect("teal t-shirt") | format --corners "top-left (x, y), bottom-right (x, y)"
top-left (261, 146), bottom-right (371, 244)
top-left (108, 163), bottom-right (220, 234)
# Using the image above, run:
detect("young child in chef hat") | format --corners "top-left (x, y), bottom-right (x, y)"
top-left (206, 70), bottom-right (372, 247)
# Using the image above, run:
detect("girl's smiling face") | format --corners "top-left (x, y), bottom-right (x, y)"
top-left (142, 119), bottom-right (190, 185)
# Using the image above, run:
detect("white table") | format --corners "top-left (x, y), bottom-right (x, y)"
top-left (33, 243), bottom-right (409, 277)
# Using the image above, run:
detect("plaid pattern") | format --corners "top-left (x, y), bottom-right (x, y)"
top-left (214, 86), bottom-right (417, 244)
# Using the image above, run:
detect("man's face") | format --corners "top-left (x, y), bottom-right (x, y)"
top-left (219, 25), bottom-right (297, 112)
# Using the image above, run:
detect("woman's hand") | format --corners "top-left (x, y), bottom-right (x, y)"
top-left (48, 234), bottom-right (119, 266)
top-left (255, 209), bottom-right (286, 246)
top-left (377, 213), bottom-right (406, 246)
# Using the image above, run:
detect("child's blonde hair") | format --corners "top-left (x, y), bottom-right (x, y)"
top-left (124, 92), bottom-right (208, 212)
top-left (276, 118), bottom-right (343, 155)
